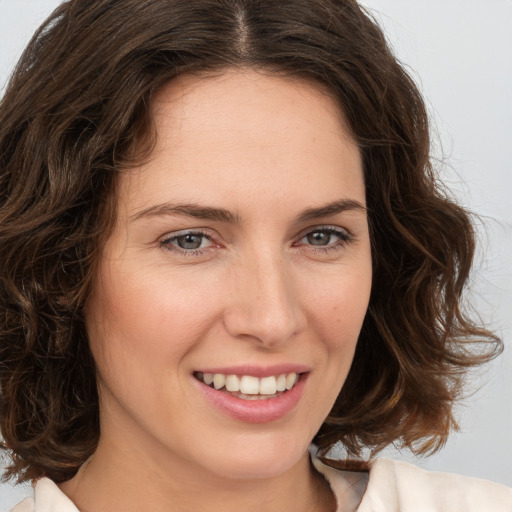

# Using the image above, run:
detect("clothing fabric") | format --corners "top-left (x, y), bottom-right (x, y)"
top-left (312, 457), bottom-right (512, 511)
top-left (11, 457), bottom-right (512, 512)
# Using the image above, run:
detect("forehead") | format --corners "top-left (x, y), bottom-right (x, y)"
top-left (118, 69), bottom-right (364, 217)
top-left (150, 69), bottom-right (354, 153)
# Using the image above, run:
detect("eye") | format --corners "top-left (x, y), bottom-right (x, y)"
top-left (296, 226), bottom-right (352, 251)
top-left (160, 230), bottom-right (214, 255)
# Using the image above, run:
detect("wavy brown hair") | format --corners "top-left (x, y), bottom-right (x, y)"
top-left (0, 0), bottom-right (501, 483)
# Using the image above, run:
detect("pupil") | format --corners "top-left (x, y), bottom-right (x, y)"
top-left (178, 234), bottom-right (202, 250)
top-left (307, 231), bottom-right (330, 246)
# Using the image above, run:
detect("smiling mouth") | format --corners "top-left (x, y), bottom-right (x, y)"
top-left (194, 371), bottom-right (300, 400)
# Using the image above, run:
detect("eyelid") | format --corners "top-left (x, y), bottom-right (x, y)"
top-left (157, 224), bottom-right (354, 258)
top-left (292, 224), bottom-right (354, 252)
top-left (159, 227), bottom-right (212, 239)
top-left (294, 224), bottom-right (352, 241)
top-left (159, 228), bottom-right (218, 255)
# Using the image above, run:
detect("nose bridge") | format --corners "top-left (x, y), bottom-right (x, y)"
top-left (224, 247), bottom-right (304, 346)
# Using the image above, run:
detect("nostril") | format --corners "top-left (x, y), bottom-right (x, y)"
top-left (222, 303), bottom-right (305, 347)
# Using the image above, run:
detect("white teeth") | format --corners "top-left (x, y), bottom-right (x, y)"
top-left (225, 375), bottom-right (240, 392)
top-left (276, 374), bottom-right (287, 392)
top-left (200, 372), bottom-right (300, 395)
top-left (285, 373), bottom-right (297, 390)
top-left (213, 374), bottom-right (225, 390)
top-left (259, 376), bottom-right (277, 395)
top-left (240, 375), bottom-right (260, 394)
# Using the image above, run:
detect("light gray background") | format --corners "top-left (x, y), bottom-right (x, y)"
top-left (1, 0), bottom-right (511, 509)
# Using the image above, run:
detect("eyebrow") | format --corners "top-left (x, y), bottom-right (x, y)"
top-left (131, 198), bottom-right (366, 223)
top-left (296, 199), bottom-right (367, 222)
top-left (131, 203), bottom-right (239, 223)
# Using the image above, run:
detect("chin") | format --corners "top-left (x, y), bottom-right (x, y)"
top-left (195, 432), bottom-right (311, 481)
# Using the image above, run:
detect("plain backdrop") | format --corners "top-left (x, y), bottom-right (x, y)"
top-left (0, 0), bottom-right (511, 509)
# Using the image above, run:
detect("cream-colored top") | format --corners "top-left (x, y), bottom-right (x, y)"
top-left (11, 457), bottom-right (512, 512)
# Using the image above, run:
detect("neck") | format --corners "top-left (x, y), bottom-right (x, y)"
top-left (59, 437), bottom-right (335, 512)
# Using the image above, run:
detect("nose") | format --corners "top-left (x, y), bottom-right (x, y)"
top-left (223, 251), bottom-right (306, 348)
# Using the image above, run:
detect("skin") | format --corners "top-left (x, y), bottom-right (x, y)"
top-left (60, 70), bottom-right (372, 512)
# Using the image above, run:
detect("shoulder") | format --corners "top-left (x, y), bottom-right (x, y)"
top-left (11, 460), bottom-right (512, 512)
top-left (10, 478), bottom-right (79, 512)
top-left (314, 456), bottom-right (512, 512)
top-left (360, 458), bottom-right (512, 511)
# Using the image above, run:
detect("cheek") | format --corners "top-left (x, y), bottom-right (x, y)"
top-left (84, 263), bottom-right (221, 376)
top-left (307, 265), bottom-right (371, 345)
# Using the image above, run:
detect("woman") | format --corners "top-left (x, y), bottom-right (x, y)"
top-left (0, 0), bottom-right (510, 511)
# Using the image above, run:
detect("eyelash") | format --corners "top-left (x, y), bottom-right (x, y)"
top-left (294, 226), bottom-right (353, 254)
top-left (159, 230), bottom-right (215, 256)
top-left (159, 226), bottom-right (353, 257)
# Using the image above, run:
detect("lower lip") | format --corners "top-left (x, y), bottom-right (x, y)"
top-left (195, 374), bottom-right (308, 423)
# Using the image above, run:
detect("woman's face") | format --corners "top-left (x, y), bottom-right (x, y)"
top-left (85, 70), bottom-right (372, 481)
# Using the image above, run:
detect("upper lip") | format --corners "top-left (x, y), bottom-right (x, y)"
top-left (193, 364), bottom-right (310, 378)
